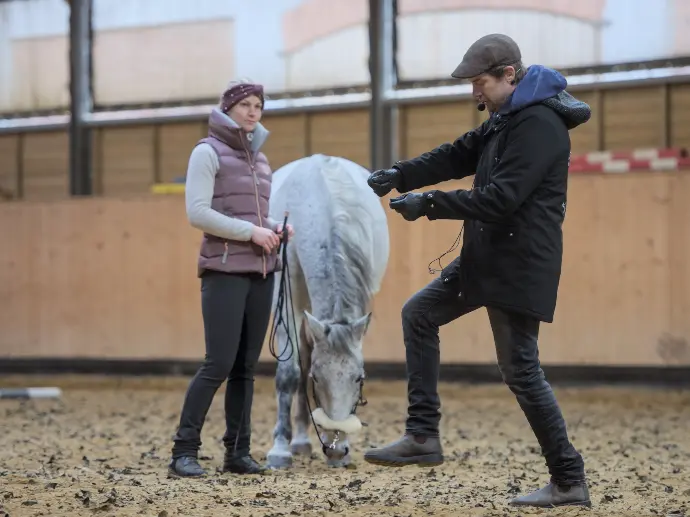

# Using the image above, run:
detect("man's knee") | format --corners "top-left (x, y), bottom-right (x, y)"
top-left (401, 294), bottom-right (430, 333)
top-left (401, 296), bottom-right (418, 325)
top-left (498, 361), bottom-right (546, 394)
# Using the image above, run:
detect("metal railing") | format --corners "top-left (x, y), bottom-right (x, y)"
top-left (2, 66), bottom-right (690, 135)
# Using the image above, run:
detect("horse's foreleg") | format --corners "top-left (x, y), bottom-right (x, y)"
top-left (266, 267), bottom-right (305, 469)
top-left (291, 319), bottom-right (313, 457)
top-left (266, 323), bottom-right (299, 469)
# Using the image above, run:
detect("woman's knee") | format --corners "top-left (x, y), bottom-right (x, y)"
top-left (200, 356), bottom-right (234, 382)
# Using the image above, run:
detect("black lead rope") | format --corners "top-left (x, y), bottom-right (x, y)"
top-left (267, 212), bottom-right (296, 363)
top-left (267, 213), bottom-right (343, 455)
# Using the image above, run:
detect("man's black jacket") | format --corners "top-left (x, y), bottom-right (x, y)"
top-left (392, 68), bottom-right (591, 323)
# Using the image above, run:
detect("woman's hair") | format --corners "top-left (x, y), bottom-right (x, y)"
top-left (219, 77), bottom-right (266, 113)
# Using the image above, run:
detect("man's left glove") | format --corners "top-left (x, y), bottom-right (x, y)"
top-left (389, 193), bottom-right (427, 221)
top-left (367, 168), bottom-right (402, 197)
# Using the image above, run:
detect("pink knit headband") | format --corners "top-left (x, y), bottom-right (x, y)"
top-left (220, 83), bottom-right (264, 113)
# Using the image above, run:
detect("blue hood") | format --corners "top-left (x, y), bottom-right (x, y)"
top-left (498, 65), bottom-right (591, 129)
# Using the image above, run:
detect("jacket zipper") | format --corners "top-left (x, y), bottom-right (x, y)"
top-left (241, 137), bottom-right (267, 278)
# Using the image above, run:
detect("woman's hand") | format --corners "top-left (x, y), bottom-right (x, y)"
top-left (251, 226), bottom-right (281, 254)
top-left (275, 223), bottom-right (295, 239)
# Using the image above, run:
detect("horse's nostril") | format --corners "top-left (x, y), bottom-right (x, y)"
top-left (344, 447), bottom-right (349, 456)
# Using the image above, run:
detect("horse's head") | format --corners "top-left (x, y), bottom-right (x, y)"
top-left (303, 310), bottom-right (371, 464)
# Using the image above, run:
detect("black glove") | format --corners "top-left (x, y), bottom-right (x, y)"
top-left (389, 193), bottom-right (427, 221)
top-left (367, 168), bottom-right (401, 197)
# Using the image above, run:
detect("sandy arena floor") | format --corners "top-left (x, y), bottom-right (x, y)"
top-left (0, 374), bottom-right (688, 517)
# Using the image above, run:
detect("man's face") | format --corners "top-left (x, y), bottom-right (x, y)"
top-left (471, 67), bottom-right (516, 113)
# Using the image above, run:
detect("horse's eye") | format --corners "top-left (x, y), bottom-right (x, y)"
top-left (355, 375), bottom-right (363, 384)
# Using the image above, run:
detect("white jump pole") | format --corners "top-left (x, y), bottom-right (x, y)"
top-left (0, 387), bottom-right (63, 400)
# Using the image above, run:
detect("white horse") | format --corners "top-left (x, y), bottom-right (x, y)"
top-left (265, 154), bottom-right (390, 468)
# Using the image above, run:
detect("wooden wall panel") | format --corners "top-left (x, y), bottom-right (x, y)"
top-left (569, 90), bottom-right (601, 154)
top-left (100, 126), bottom-right (156, 196)
top-left (0, 198), bottom-right (201, 357)
top-left (402, 100), bottom-right (476, 161)
top-left (669, 84), bottom-right (690, 149)
top-left (309, 110), bottom-right (370, 168)
top-left (261, 114), bottom-right (309, 170)
top-left (667, 172), bottom-right (690, 363)
top-left (0, 172), bottom-right (688, 366)
top-left (157, 123), bottom-right (205, 183)
top-left (543, 173), bottom-right (672, 364)
top-left (0, 135), bottom-right (19, 200)
top-left (603, 86), bottom-right (666, 151)
top-left (22, 131), bottom-right (68, 201)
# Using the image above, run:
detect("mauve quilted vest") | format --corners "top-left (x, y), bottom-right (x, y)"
top-left (196, 109), bottom-right (279, 278)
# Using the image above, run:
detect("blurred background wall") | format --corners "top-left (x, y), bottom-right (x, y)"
top-left (0, 0), bottom-right (688, 380)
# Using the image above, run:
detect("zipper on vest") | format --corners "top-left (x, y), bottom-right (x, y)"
top-left (242, 138), bottom-right (267, 278)
top-left (222, 242), bottom-right (228, 264)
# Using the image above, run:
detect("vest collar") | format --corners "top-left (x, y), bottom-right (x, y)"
top-left (207, 108), bottom-right (269, 153)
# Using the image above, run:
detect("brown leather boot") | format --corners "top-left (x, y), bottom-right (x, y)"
top-left (510, 481), bottom-right (591, 507)
top-left (363, 434), bottom-right (443, 467)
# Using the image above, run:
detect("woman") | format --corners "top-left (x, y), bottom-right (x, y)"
top-left (169, 79), bottom-right (294, 478)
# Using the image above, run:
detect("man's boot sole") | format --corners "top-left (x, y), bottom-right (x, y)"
top-left (167, 466), bottom-right (207, 479)
top-left (222, 467), bottom-right (268, 475)
top-left (363, 453), bottom-right (444, 467)
top-left (510, 500), bottom-right (592, 508)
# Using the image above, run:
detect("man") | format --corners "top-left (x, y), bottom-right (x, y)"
top-left (363, 34), bottom-right (592, 508)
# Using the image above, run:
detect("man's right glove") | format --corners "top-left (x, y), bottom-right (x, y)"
top-left (367, 168), bottom-right (402, 197)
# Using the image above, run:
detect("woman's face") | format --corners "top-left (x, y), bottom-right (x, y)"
top-left (227, 94), bottom-right (263, 132)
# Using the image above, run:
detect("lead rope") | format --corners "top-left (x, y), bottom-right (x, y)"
top-left (267, 213), bottom-right (340, 455)
top-left (427, 174), bottom-right (477, 275)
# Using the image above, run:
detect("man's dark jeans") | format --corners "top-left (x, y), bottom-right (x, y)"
top-left (401, 273), bottom-right (585, 485)
top-left (171, 270), bottom-right (275, 460)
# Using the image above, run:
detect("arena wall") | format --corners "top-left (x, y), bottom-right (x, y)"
top-left (2, 82), bottom-right (690, 202)
top-left (2, 77), bottom-right (690, 382)
top-left (0, 170), bottom-right (688, 382)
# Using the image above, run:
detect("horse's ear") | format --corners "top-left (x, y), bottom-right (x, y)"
top-left (351, 312), bottom-right (372, 340)
top-left (304, 310), bottom-right (327, 343)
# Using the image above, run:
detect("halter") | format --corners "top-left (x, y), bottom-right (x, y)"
top-left (268, 212), bottom-right (368, 456)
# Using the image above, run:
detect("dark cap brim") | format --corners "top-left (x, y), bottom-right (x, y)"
top-left (450, 61), bottom-right (485, 79)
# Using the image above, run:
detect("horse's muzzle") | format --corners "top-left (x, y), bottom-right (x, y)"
top-left (311, 407), bottom-right (362, 434)
top-left (322, 444), bottom-right (349, 459)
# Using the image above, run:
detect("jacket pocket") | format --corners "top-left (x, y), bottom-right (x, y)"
top-left (478, 222), bottom-right (521, 250)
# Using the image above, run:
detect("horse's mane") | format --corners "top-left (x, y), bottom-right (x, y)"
top-left (314, 155), bottom-right (376, 323)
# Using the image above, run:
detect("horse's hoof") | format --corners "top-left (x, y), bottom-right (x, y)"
top-left (290, 441), bottom-right (313, 456)
top-left (266, 451), bottom-right (293, 469)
